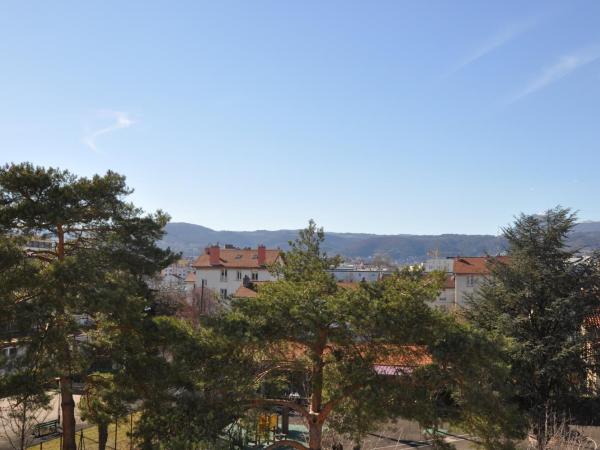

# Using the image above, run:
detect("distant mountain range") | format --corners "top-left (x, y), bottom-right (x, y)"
top-left (161, 221), bottom-right (600, 264)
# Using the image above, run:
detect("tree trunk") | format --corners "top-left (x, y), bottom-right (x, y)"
top-left (282, 406), bottom-right (289, 434)
top-left (98, 423), bottom-right (108, 450)
top-left (308, 420), bottom-right (323, 450)
top-left (57, 228), bottom-right (77, 450)
top-left (19, 402), bottom-right (27, 450)
top-left (141, 435), bottom-right (154, 450)
top-left (60, 377), bottom-right (77, 450)
top-left (308, 334), bottom-right (326, 450)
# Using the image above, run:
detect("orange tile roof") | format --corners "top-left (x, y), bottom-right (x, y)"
top-left (262, 341), bottom-right (430, 368)
top-left (585, 312), bottom-right (600, 329)
top-left (233, 285), bottom-right (259, 298)
top-left (184, 272), bottom-right (197, 283)
top-left (192, 248), bottom-right (280, 269)
top-left (373, 345), bottom-right (432, 367)
top-left (453, 256), bottom-right (509, 275)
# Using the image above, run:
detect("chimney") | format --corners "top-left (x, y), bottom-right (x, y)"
top-left (257, 245), bottom-right (266, 266)
top-left (209, 245), bottom-right (221, 265)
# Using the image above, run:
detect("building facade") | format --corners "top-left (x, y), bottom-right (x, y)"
top-left (189, 245), bottom-right (280, 298)
top-left (423, 256), bottom-right (507, 310)
top-left (328, 263), bottom-right (391, 282)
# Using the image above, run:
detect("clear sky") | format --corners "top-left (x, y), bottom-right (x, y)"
top-left (1, 1), bottom-right (599, 235)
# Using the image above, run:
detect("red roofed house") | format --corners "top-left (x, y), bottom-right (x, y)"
top-left (190, 245), bottom-right (281, 299)
top-left (423, 256), bottom-right (509, 309)
top-left (453, 256), bottom-right (508, 307)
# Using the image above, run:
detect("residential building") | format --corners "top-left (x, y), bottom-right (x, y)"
top-left (423, 256), bottom-right (508, 309)
top-left (328, 263), bottom-right (391, 282)
top-left (191, 245), bottom-right (280, 299)
top-left (430, 276), bottom-right (456, 310)
top-left (158, 258), bottom-right (194, 291)
top-left (453, 256), bottom-right (508, 307)
top-left (423, 257), bottom-right (454, 273)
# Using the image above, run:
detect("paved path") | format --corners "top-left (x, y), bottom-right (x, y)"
top-left (0, 393), bottom-right (85, 450)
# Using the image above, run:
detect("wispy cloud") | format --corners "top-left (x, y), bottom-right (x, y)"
top-left (83, 110), bottom-right (135, 152)
top-left (507, 45), bottom-right (600, 104)
top-left (446, 18), bottom-right (537, 77)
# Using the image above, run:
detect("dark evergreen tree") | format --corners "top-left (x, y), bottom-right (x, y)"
top-left (467, 207), bottom-right (600, 450)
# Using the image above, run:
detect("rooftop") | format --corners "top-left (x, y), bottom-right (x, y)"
top-left (453, 256), bottom-right (509, 275)
top-left (192, 247), bottom-right (280, 269)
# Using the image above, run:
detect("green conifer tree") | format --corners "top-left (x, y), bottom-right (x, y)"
top-left (467, 207), bottom-right (600, 450)
top-left (0, 162), bottom-right (176, 450)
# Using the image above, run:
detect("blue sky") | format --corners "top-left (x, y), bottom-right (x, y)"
top-left (1, 1), bottom-right (600, 235)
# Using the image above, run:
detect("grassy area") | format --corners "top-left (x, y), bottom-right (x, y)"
top-left (28, 415), bottom-right (136, 450)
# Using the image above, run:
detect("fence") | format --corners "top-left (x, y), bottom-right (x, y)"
top-left (28, 414), bottom-right (136, 450)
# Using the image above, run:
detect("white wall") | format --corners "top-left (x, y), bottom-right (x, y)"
top-left (194, 267), bottom-right (277, 297)
top-left (431, 287), bottom-right (456, 311)
top-left (454, 274), bottom-right (486, 307)
top-left (328, 269), bottom-right (387, 282)
top-left (423, 258), bottom-right (454, 273)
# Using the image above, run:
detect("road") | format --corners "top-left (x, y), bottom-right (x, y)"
top-left (358, 432), bottom-right (478, 450)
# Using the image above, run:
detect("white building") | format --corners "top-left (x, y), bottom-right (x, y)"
top-left (328, 263), bottom-right (391, 282)
top-left (159, 258), bottom-right (194, 291)
top-left (430, 276), bottom-right (456, 311)
top-left (423, 257), bottom-right (454, 273)
top-left (188, 245), bottom-right (280, 299)
top-left (423, 256), bottom-right (507, 310)
top-left (452, 256), bottom-right (508, 307)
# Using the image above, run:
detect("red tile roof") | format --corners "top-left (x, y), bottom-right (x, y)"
top-left (184, 272), bottom-right (197, 283)
top-left (453, 256), bottom-right (509, 275)
top-left (233, 285), bottom-right (259, 298)
top-left (585, 312), bottom-right (600, 329)
top-left (263, 342), bottom-right (431, 370)
top-left (192, 248), bottom-right (280, 269)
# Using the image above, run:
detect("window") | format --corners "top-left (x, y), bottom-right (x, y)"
top-left (201, 279), bottom-right (207, 287)
top-left (467, 275), bottom-right (476, 287)
top-left (220, 289), bottom-right (228, 299)
top-left (251, 270), bottom-right (259, 281)
top-left (237, 271), bottom-right (243, 281)
top-left (220, 269), bottom-right (228, 282)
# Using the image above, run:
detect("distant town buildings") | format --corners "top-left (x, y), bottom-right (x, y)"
top-left (327, 263), bottom-right (392, 282)
top-left (159, 258), bottom-right (194, 291)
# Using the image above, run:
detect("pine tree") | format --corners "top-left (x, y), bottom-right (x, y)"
top-left (0, 162), bottom-right (176, 450)
top-left (211, 220), bottom-right (523, 450)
